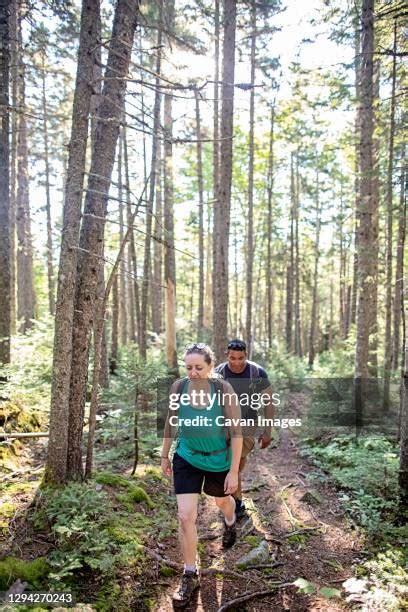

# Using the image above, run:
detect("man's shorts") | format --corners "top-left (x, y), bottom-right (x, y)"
top-left (172, 452), bottom-right (229, 497)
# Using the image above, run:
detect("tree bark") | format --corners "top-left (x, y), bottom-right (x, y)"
top-left (16, 3), bottom-right (35, 333)
top-left (45, 0), bottom-right (101, 485)
top-left (210, 0), bottom-right (220, 333)
top-left (266, 103), bottom-right (275, 350)
top-left (123, 122), bottom-right (140, 344)
top-left (195, 88), bottom-right (205, 337)
top-left (164, 91), bottom-right (178, 372)
top-left (0, 0), bottom-right (10, 367)
top-left (354, 0), bottom-right (374, 385)
top-left (350, 17), bottom-right (361, 329)
top-left (140, 0), bottom-right (163, 360)
top-left (118, 128), bottom-right (128, 346)
top-left (66, 0), bottom-right (139, 480)
top-left (294, 152), bottom-right (302, 357)
top-left (308, 169), bottom-right (321, 369)
top-left (392, 145), bottom-right (406, 370)
top-left (41, 49), bottom-right (55, 316)
top-left (9, 0), bottom-right (17, 335)
top-left (383, 20), bottom-right (397, 409)
top-left (245, 0), bottom-right (256, 356)
top-left (286, 152), bottom-right (295, 353)
top-left (151, 138), bottom-right (163, 335)
top-left (213, 0), bottom-right (236, 362)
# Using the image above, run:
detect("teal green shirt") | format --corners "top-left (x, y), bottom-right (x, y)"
top-left (175, 380), bottom-right (231, 472)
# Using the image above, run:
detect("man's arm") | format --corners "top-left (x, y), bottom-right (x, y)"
top-left (259, 369), bottom-right (275, 447)
top-left (221, 380), bottom-right (243, 494)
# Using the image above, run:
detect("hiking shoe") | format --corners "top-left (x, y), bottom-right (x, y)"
top-left (235, 499), bottom-right (247, 521)
top-left (172, 570), bottom-right (200, 608)
top-left (222, 519), bottom-right (237, 548)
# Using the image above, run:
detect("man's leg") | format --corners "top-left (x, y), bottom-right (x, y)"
top-left (234, 436), bottom-right (255, 518)
top-left (235, 436), bottom-right (255, 501)
top-left (215, 495), bottom-right (236, 548)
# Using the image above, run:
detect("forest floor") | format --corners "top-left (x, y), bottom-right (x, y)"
top-left (2, 392), bottom-right (395, 611)
top-left (153, 392), bottom-right (363, 611)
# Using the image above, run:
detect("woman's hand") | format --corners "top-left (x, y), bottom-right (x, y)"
top-left (161, 456), bottom-right (172, 478)
top-left (224, 469), bottom-right (238, 495)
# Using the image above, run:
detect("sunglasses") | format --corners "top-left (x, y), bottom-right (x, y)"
top-left (227, 341), bottom-right (246, 351)
top-left (185, 342), bottom-right (208, 351)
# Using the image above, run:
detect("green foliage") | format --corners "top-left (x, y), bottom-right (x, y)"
top-left (0, 315), bottom-right (54, 416)
top-left (266, 347), bottom-right (308, 387)
top-left (33, 482), bottom-right (117, 586)
top-left (160, 566), bottom-right (177, 577)
top-left (95, 471), bottom-right (154, 509)
top-left (94, 472), bottom-right (131, 488)
top-left (0, 557), bottom-right (49, 590)
top-left (302, 435), bottom-right (400, 535)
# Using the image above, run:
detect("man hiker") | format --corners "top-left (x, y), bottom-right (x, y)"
top-left (215, 339), bottom-right (275, 520)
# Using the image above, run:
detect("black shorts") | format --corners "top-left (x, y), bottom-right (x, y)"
top-left (172, 452), bottom-right (230, 497)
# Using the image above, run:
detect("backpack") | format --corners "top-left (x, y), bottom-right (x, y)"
top-left (173, 377), bottom-right (231, 451)
top-left (216, 360), bottom-right (261, 394)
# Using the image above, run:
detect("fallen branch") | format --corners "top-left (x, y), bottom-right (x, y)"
top-left (143, 548), bottom-right (263, 585)
top-left (217, 583), bottom-right (293, 611)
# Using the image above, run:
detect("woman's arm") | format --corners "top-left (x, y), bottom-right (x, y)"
top-left (160, 380), bottom-right (180, 476)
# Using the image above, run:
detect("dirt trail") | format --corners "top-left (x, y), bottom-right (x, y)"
top-left (154, 393), bottom-right (362, 611)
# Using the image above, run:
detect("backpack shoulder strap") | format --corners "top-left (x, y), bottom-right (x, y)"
top-left (248, 361), bottom-right (260, 380)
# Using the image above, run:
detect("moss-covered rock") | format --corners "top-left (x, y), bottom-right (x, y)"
top-left (0, 557), bottom-right (49, 590)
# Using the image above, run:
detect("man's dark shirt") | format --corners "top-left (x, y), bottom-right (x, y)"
top-left (215, 360), bottom-right (271, 422)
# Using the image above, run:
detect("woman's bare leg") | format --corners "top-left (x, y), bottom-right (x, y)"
top-left (176, 493), bottom-right (199, 566)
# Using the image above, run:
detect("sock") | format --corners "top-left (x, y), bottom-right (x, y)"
top-left (225, 512), bottom-right (236, 526)
top-left (184, 563), bottom-right (197, 574)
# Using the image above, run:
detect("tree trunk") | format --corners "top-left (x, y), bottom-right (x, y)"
top-left (9, 0), bottom-right (17, 334)
top-left (66, 0), bottom-right (139, 481)
top-left (151, 138), bottom-right (163, 335)
top-left (213, 0), bottom-right (236, 362)
top-left (266, 103), bottom-right (275, 351)
top-left (41, 50), bottom-right (55, 315)
top-left (140, 0), bottom-right (163, 360)
top-left (45, 0), bottom-right (101, 485)
top-left (383, 21), bottom-right (397, 409)
top-left (354, 0), bottom-right (374, 385)
top-left (110, 274), bottom-right (119, 373)
top-left (308, 169), bottom-right (321, 369)
top-left (245, 0), bottom-right (256, 356)
top-left (0, 0), bottom-right (10, 368)
top-left (118, 128), bottom-right (128, 346)
top-left (210, 0), bottom-right (220, 334)
top-left (350, 18), bottom-right (361, 329)
top-left (392, 145), bottom-right (406, 370)
top-left (123, 122), bottom-right (140, 344)
top-left (368, 59), bottom-right (380, 377)
top-left (286, 152), bottom-right (295, 353)
top-left (294, 152), bottom-right (302, 357)
top-left (195, 88), bottom-right (205, 337)
top-left (164, 92), bottom-right (178, 373)
top-left (16, 3), bottom-right (35, 333)
top-left (398, 180), bottom-right (407, 506)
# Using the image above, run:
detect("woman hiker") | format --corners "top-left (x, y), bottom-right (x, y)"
top-left (161, 343), bottom-right (243, 608)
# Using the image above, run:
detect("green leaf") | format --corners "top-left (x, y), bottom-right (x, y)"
top-left (293, 577), bottom-right (316, 594)
top-left (318, 587), bottom-right (341, 598)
